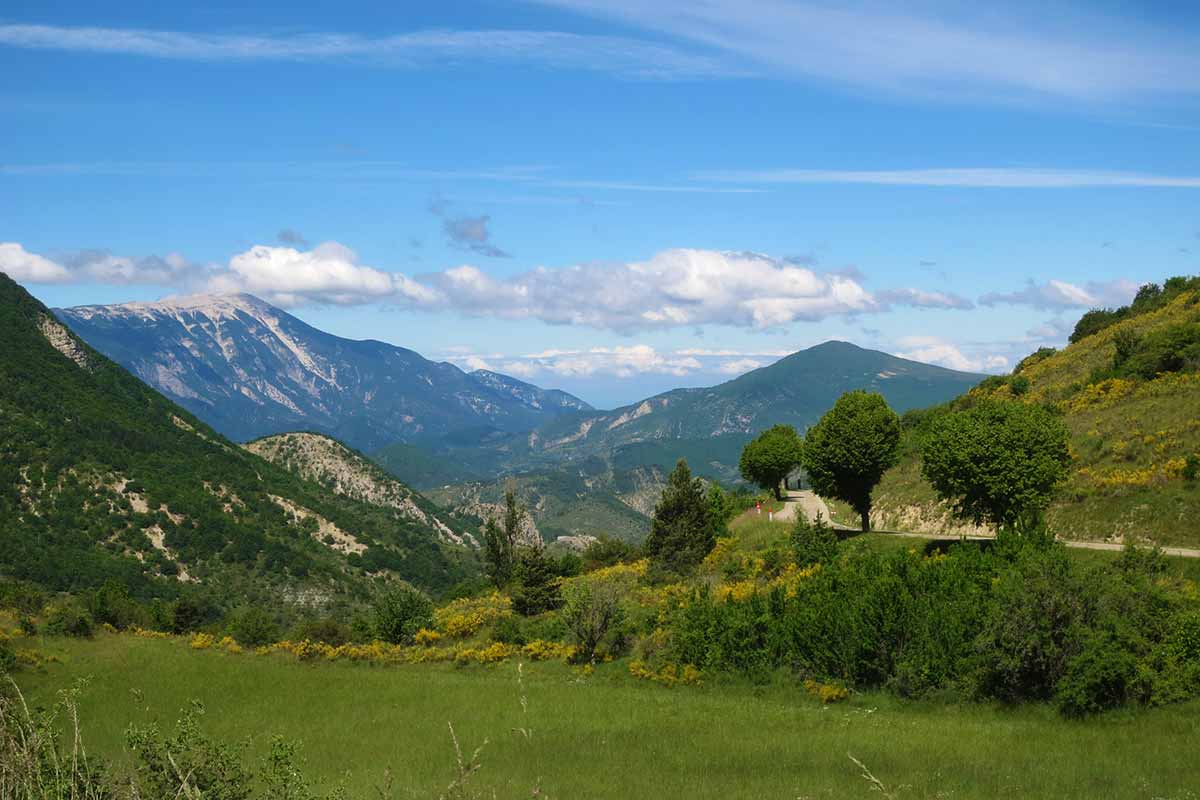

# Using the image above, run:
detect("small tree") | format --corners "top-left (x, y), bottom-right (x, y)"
top-left (921, 400), bottom-right (1070, 528)
top-left (561, 578), bottom-right (626, 662)
top-left (482, 488), bottom-right (524, 587)
top-left (739, 424), bottom-right (804, 500)
top-left (511, 546), bottom-right (562, 616)
top-left (791, 513), bottom-right (838, 567)
top-left (803, 391), bottom-right (901, 532)
top-left (370, 585), bottom-right (433, 644)
top-left (645, 459), bottom-right (717, 573)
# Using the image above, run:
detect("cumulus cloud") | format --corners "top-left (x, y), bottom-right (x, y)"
top-left (0, 242), bottom-right (204, 286)
top-left (979, 278), bottom-right (1139, 310)
top-left (209, 242), bottom-right (437, 307)
top-left (4, 240), bottom-right (975, 332)
top-left (413, 249), bottom-right (880, 331)
top-left (0, 242), bottom-right (71, 283)
top-left (893, 335), bottom-right (1008, 373)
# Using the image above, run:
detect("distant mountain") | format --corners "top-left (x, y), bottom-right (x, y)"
top-left (56, 294), bottom-right (591, 452)
top-left (427, 341), bottom-right (985, 478)
top-left (0, 273), bottom-right (466, 602)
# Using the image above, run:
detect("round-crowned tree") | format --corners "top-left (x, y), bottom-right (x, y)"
top-left (803, 391), bottom-right (902, 532)
top-left (738, 424), bottom-right (804, 500)
top-left (921, 400), bottom-right (1070, 528)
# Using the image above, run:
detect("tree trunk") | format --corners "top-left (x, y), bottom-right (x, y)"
top-left (859, 508), bottom-right (870, 532)
top-left (774, 483), bottom-right (783, 501)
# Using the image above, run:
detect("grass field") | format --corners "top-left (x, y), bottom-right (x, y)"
top-left (11, 633), bottom-right (1200, 799)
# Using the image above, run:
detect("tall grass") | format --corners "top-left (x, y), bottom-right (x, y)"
top-left (13, 634), bottom-right (1200, 799)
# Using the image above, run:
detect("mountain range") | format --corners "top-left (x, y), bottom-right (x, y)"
top-left (57, 292), bottom-right (984, 488)
top-left (56, 294), bottom-right (591, 453)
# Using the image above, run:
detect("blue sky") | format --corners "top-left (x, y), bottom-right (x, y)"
top-left (3, 1), bottom-right (1199, 408)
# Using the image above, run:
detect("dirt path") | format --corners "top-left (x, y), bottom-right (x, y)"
top-left (773, 490), bottom-right (1200, 559)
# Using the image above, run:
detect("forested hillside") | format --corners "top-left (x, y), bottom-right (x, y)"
top-left (0, 273), bottom-right (467, 606)
top-left (856, 277), bottom-right (1200, 545)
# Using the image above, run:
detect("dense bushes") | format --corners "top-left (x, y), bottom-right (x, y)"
top-left (662, 535), bottom-right (1200, 715)
top-left (1069, 276), bottom-right (1200, 343)
top-left (369, 586), bottom-right (434, 645)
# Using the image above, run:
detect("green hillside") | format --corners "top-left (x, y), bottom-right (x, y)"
top-left (853, 277), bottom-right (1200, 545)
top-left (427, 460), bottom-right (664, 544)
top-left (0, 273), bottom-right (467, 606)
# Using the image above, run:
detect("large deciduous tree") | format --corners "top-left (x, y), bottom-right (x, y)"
top-left (645, 459), bottom-right (717, 573)
top-left (803, 391), bottom-right (901, 532)
top-left (738, 424), bottom-right (804, 500)
top-left (921, 400), bottom-right (1070, 528)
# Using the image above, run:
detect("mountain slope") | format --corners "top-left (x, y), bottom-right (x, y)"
top-left (245, 432), bottom-right (477, 547)
top-left (419, 341), bottom-right (984, 479)
top-left (56, 294), bottom-right (591, 452)
top-left (847, 279), bottom-right (1200, 545)
top-left (0, 273), bottom-right (465, 603)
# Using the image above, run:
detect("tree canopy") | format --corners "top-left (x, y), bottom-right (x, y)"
top-left (802, 391), bottom-right (901, 532)
top-left (921, 400), bottom-right (1071, 528)
top-left (738, 424), bottom-right (804, 500)
top-left (645, 459), bottom-right (717, 573)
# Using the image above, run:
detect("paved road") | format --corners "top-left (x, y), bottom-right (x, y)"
top-left (773, 490), bottom-right (1200, 559)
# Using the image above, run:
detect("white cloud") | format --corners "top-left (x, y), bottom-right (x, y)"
top-left (877, 287), bottom-right (974, 309)
top-left (695, 167), bottom-right (1200, 188)
top-left (416, 249), bottom-right (880, 332)
top-left (893, 335), bottom-right (1007, 373)
top-left (211, 242), bottom-right (438, 307)
top-left (4, 240), bottom-right (976, 332)
top-left (0, 24), bottom-right (730, 80)
top-left (538, 0), bottom-right (1200, 103)
top-left (980, 278), bottom-right (1139, 310)
top-left (0, 242), bottom-right (71, 283)
top-left (717, 358), bottom-right (763, 374)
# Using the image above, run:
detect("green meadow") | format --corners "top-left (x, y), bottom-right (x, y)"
top-left (12, 631), bottom-right (1200, 799)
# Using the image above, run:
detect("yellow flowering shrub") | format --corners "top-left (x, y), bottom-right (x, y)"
top-left (130, 627), bottom-right (171, 639)
top-left (804, 679), bottom-right (850, 703)
top-left (521, 639), bottom-right (577, 661)
top-left (1068, 378), bottom-right (1136, 412)
top-left (701, 537), bottom-right (738, 572)
top-left (434, 592), bottom-right (513, 637)
top-left (218, 636), bottom-right (243, 655)
top-left (190, 633), bottom-right (215, 650)
top-left (414, 627), bottom-right (442, 646)
top-left (629, 660), bottom-right (702, 687)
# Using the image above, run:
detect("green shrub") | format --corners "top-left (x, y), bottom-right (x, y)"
top-left (972, 545), bottom-right (1082, 703)
top-left (561, 578), bottom-right (628, 662)
top-left (511, 547), bottom-right (562, 616)
top-left (490, 614), bottom-right (527, 645)
top-left (791, 514), bottom-right (838, 568)
top-left (0, 640), bottom-right (15, 674)
top-left (45, 602), bottom-right (96, 638)
top-left (228, 607), bottom-right (281, 648)
top-left (290, 616), bottom-right (351, 646)
top-left (582, 536), bottom-right (640, 572)
top-left (370, 586), bottom-right (433, 645)
top-left (1055, 632), bottom-right (1138, 716)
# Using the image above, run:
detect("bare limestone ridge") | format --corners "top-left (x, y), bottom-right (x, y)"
top-left (246, 431), bottom-right (476, 547)
top-left (55, 292), bottom-right (591, 452)
top-left (37, 312), bottom-right (92, 371)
